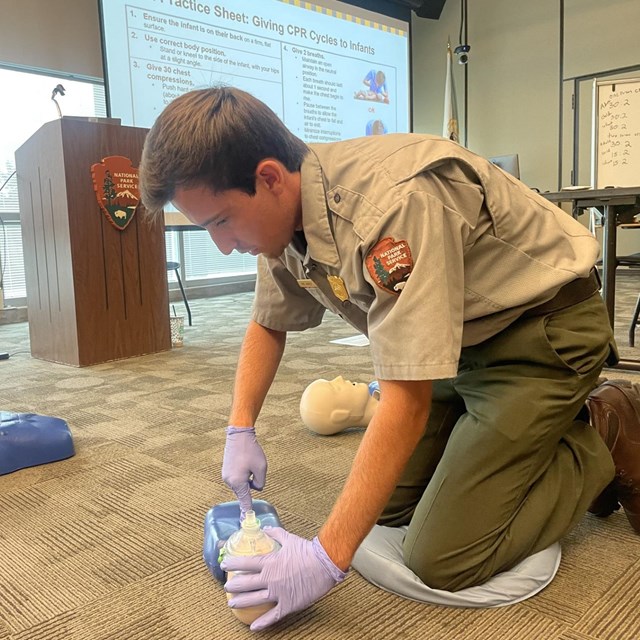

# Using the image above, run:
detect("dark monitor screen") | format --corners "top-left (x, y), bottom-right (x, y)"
top-left (489, 154), bottom-right (520, 180)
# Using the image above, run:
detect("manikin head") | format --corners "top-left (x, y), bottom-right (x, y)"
top-left (299, 376), bottom-right (379, 436)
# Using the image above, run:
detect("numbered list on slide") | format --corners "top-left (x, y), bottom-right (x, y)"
top-left (125, 4), bottom-right (403, 141)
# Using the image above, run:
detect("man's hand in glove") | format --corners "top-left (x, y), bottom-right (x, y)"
top-left (221, 527), bottom-right (347, 631)
top-left (221, 426), bottom-right (267, 518)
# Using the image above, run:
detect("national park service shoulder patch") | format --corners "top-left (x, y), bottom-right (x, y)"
top-left (365, 237), bottom-right (413, 295)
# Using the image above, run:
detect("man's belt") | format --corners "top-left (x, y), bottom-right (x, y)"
top-left (523, 269), bottom-right (601, 318)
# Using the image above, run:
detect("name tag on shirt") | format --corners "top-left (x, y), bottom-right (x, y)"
top-left (297, 278), bottom-right (318, 289)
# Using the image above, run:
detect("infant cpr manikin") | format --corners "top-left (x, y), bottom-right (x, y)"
top-left (221, 510), bottom-right (280, 625)
top-left (299, 376), bottom-right (379, 435)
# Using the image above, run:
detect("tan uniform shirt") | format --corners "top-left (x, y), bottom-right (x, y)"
top-left (252, 134), bottom-right (599, 380)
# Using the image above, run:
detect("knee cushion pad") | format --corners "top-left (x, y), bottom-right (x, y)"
top-left (352, 524), bottom-right (561, 607)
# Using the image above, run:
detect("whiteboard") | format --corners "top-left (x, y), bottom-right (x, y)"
top-left (592, 77), bottom-right (640, 188)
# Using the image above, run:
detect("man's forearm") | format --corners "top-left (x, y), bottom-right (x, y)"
top-left (228, 320), bottom-right (287, 427)
top-left (318, 379), bottom-right (432, 571)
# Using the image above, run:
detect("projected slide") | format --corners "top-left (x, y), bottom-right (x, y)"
top-left (99, 0), bottom-right (410, 141)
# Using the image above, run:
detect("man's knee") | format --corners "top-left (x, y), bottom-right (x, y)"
top-left (403, 541), bottom-right (488, 592)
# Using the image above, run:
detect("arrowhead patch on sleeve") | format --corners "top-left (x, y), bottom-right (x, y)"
top-left (365, 237), bottom-right (413, 295)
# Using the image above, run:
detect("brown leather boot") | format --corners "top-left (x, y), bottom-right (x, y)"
top-left (586, 379), bottom-right (640, 534)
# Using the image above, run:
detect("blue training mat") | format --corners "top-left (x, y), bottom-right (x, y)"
top-left (203, 499), bottom-right (282, 583)
top-left (0, 411), bottom-right (75, 475)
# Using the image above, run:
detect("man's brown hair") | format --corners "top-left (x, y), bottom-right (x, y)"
top-left (139, 87), bottom-right (308, 219)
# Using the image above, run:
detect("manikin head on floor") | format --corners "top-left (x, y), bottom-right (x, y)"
top-left (299, 376), bottom-right (379, 435)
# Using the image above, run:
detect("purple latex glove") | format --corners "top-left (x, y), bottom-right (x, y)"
top-left (221, 426), bottom-right (267, 517)
top-left (222, 527), bottom-right (347, 631)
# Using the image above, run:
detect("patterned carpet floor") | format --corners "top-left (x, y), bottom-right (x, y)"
top-left (1, 271), bottom-right (640, 639)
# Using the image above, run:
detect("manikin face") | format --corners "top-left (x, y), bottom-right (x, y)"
top-left (324, 376), bottom-right (372, 412)
top-left (171, 160), bottom-right (302, 259)
top-left (300, 376), bottom-right (378, 435)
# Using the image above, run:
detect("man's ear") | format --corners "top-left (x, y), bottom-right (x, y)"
top-left (256, 159), bottom-right (284, 193)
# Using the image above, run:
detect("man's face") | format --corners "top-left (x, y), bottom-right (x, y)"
top-left (171, 161), bottom-right (301, 259)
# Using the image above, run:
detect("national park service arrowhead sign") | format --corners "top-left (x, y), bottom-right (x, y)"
top-left (91, 156), bottom-right (140, 231)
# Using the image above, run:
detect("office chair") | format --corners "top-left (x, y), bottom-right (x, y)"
top-left (488, 154), bottom-right (520, 180)
top-left (608, 252), bottom-right (640, 347)
top-left (629, 295), bottom-right (640, 347)
top-left (590, 209), bottom-right (640, 267)
top-left (589, 210), bottom-right (640, 345)
top-left (166, 261), bottom-right (192, 326)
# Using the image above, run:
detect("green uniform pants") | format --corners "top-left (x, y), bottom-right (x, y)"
top-left (378, 292), bottom-right (616, 591)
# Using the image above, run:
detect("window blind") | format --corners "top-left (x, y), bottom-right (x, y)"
top-left (0, 221), bottom-right (26, 299)
top-left (0, 67), bottom-right (257, 306)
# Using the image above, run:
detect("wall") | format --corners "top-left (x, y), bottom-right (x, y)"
top-left (0, 0), bottom-right (103, 78)
top-left (411, 0), bottom-right (640, 193)
top-left (1, 1), bottom-right (638, 197)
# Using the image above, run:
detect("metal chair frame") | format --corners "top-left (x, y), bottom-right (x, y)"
top-left (166, 261), bottom-right (192, 326)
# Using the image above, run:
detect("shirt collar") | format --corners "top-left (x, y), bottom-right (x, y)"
top-left (299, 148), bottom-right (341, 269)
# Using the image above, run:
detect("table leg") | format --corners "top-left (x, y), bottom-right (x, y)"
top-left (601, 204), bottom-right (616, 328)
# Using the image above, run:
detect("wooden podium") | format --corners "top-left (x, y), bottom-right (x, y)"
top-left (15, 117), bottom-right (171, 366)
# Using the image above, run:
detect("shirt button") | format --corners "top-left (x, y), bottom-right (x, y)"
top-left (341, 300), bottom-right (351, 308)
top-left (333, 193), bottom-right (341, 204)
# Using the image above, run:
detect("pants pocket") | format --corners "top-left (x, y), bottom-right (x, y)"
top-left (541, 294), bottom-right (614, 375)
